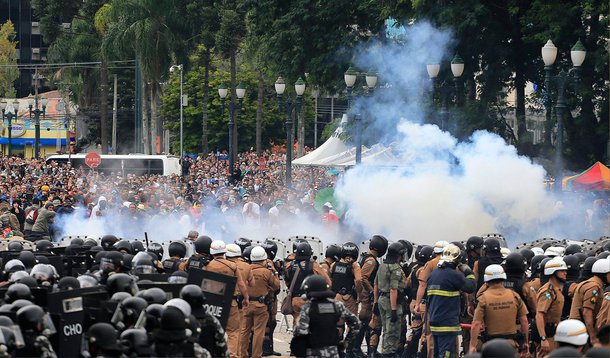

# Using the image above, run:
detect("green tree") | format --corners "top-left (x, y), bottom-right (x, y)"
top-left (0, 20), bottom-right (19, 98)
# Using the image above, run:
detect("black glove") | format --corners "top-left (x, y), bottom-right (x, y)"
top-left (391, 310), bottom-right (398, 323)
top-left (372, 303), bottom-right (380, 316)
top-left (458, 264), bottom-right (473, 277)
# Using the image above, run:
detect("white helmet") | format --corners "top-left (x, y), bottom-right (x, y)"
top-left (500, 247), bottom-right (511, 259)
top-left (440, 244), bottom-right (461, 264)
top-left (592, 258), bottom-right (610, 274)
top-left (225, 244), bottom-right (242, 258)
top-left (250, 246), bottom-right (267, 262)
top-left (210, 240), bottom-right (227, 255)
top-left (544, 257), bottom-right (568, 276)
top-left (484, 264), bottom-right (507, 282)
top-left (531, 247), bottom-right (544, 256)
top-left (433, 240), bottom-right (449, 254)
top-left (554, 319), bottom-right (588, 346)
top-left (553, 246), bottom-right (566, 256)
top-left (164, 298), bottom-right (192, 318)
top-left (544, 247), bottom-right (560, 257)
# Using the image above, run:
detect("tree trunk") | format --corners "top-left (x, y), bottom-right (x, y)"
top-left (150, 84), bottom-right (160, 154)
top-left (142, 82), bottom-right (150, 154)
top-left (256, 70), bottom-right (264, 156)
top-left (230, 52), bottom-right (238, 161)
top-left (297, 100), bottom-right (305, 157)
top-left (202, 49), bottom-right (210, 157)
top-left (100, 60), bottom-right (109, 154)
top-left (515, 70), bottom-right (527, 146)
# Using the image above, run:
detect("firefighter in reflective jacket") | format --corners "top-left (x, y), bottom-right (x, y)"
top-left (356, 235), bottom-right (388, 356)
top-left (239, 246), bottom-right (280, 358)
top-left (205, 240), bottom-right (250, 358)
top-left (426, 244), bottom-right (476, 358)
top-left (330, 242), bottom-right (363, 354)
top-left (290, 275), bottom-right (361, 358)
top-left (285, 241), bottom-right (331, 323)
top-left (163, 241), bottom-right (187, 274)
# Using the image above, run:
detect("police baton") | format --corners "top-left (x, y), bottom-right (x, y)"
top-left (145, 232), bottom-right (149, 251)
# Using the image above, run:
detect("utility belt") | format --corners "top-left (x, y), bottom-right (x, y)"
top-left (380, 291), bottom-right (405, 304)
top-left (337, 287), bottom-right (356, 297)
top-left (481, 332), bottom-right (522, 343)
top-left (250, 295), bottom-right (269, 304)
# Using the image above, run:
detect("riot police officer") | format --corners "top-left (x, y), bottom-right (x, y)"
top-left (83, 322), bottom-right (125, 358)
top-left (465, 236), bottom-right (484, 269)
top-left (290, 275), bottom-right (361, 358)
top-left (285, 241), bottom-right (331, 323)
top-left (163, 241), bottom-right (187, 274)
top-left (261, 239), bottom-right (282, 356)
top-left (404, 245), bottom-right (433, 357)
top-left (15, 305), bottom-right (57, 358)
top-left (374, 241), bottom-right (407, 357)
top-left (321, 244), bottom-right (341, 275)
top-left (535, 257), bottom-right (568, 356)
top-left (179, 236), bottom-right (212, 271)
top-left (239, 246), bottom-right (280, 358)
top-left (330, 242), bottom-right (363, 355)
top-left (469, 264), bottom-right (529, 355)
top-left (355, 234), bottom-right (388, 357)
top-left (473, 238), bottom-right (504, 289)
top-left (205, 240), bottom-right (250, 358)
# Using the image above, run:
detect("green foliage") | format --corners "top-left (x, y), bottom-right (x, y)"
top-left (0, 21), bottom-right (19, 98)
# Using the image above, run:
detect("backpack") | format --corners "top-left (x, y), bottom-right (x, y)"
top-left (25, 208), bottom-right (39, 225)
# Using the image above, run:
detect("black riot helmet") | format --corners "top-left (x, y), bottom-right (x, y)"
top-left (481, 338), bottom-right (518, 358)
top-left (7, 241), bottom-right (23, 252)
top-left (301, 275), bottom-right (334, 299)
top-left (482, 238), bottom-right (501, 255)
top-left (120, 297), bottom-right (148, 321)
top-left (370, 235), bottom-right (389, 256)
top-left (581, 257), bottom-right (598, 280)
top-left (325, 244), bottom-right (341, 262)
top-left (341, 242), bottom-right (359, 260)
top-left (466, 236), bottom-right (484, 251)
top-left (132, 255), bottom-right (155, 275)
top-left (262, 240), bottom-right (278, 260)
top-left (131, 241), bottom-right (145, 254)
top-left (106, 273), bottom-right (138, 296)
top-left (194, 236), bottom-right (212, 255)
top-left (398, 240), bottom-right (413, 260)
top-left (16, 305), bottom-right (45, 332)
top-left (101, 235), bottom-right (119, 251)
top-left (235, 238), bottom-right (252, 252)
top-left (387, 242), bottom-right (406, 263)
top-left (574, 252), bottom-right (587, 264)
top-left (148, 243), bottom-right (164, 259)
top-left (168, 241), bottom-right (187, 258)
top-left (5, 283), bottom-right (33, 303)
top-left (242, 246), bottom-right (253, 264)
top-left (71, 238), bottom-right (84, 246)
top-left (416, 245), bottom-right (434, 263)
top-left (57, 276), bottom-right (80, 291)
top-left (295, 241), bottom-right (313, 260)
top-left (86, 322), bottom-right (124, 353)
top-left (180, 284), bottom-right (206, 308)
top-left (565, 244), bottom-right (583, 256)
top-left (141, 288), bottom-right (167, 305)
top-left (518, 248), bottom-right (535, 266)
top-left (36, 240), bottom-right (53, 252)
top-left (504, 253), bottom-right (527, 275)
top-left (101, 251), bottom-right (124, 274)
top-left (562, 255), bottom-right (581, 280)
top-left (17, 251), bottom-right (36, 270)
top-left (292, 239), bottom-right (307, 252)
top-left (120, 328), bottom-right (152, 357)
top-left (530, 255), bottom-right (546, 276)
top-left (114, 240), bottom-right (134, 255)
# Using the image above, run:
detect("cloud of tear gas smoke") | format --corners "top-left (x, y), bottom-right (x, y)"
top-left (335, 21), bottom-right (563, 247)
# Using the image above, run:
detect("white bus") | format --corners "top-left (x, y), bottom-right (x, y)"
top-left (45, 154), bottom-right (181, 176)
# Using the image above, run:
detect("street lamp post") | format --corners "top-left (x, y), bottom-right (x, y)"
top-left (170, 64), bottom-right (184, 160)
top-left (344, 67), bottom-right (378, 164)
top-left (28, 95), bottom-right (48, 159)
top-left (1, 100), bottom-right (20, 156)
top-left (275, 76), bottom-right (306, 187)
top-left (426, 53), bottom-right (464, 130)
top-left (540, 39), bottom-right (586, 189)
top-left (218, 82), bottom-right (246, 178)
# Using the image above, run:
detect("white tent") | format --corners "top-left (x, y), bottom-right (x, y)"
top-left (292, 114), bottom-right (351, 166)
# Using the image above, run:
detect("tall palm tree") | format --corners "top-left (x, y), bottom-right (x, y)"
top-left (103, 0), bottom-right (184, 154)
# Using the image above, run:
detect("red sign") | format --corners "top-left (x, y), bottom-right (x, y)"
top-left (85, 152), bottom-right (101, 168)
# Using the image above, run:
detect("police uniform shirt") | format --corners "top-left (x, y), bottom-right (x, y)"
top-left (570, 276), bottom-right (604, 320)
top-left (359, 254), bottom-right (378, 301)
top-left (521, 280), bottom-right (538, 313)
top-left (229, 257), bottom-right (254, 296)
top-left (250, 262), bottom-right (280, 303)
top-left (473, 285), bottom-right (527, 335)
top-left (376, 262), bottom-right (407, 293)
top-left (418, 255), bottom-right (440, 285)
top-left (595, 288), bottom-right (610, 330)
top-left (535, 282), bottom-right (564, 324)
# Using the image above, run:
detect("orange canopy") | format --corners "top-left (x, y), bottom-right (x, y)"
top-left (562, 162), bottom-right (610, 191)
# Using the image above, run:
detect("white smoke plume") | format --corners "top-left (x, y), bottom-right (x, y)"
top-left (335, 21), bottom-right (562, 247)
